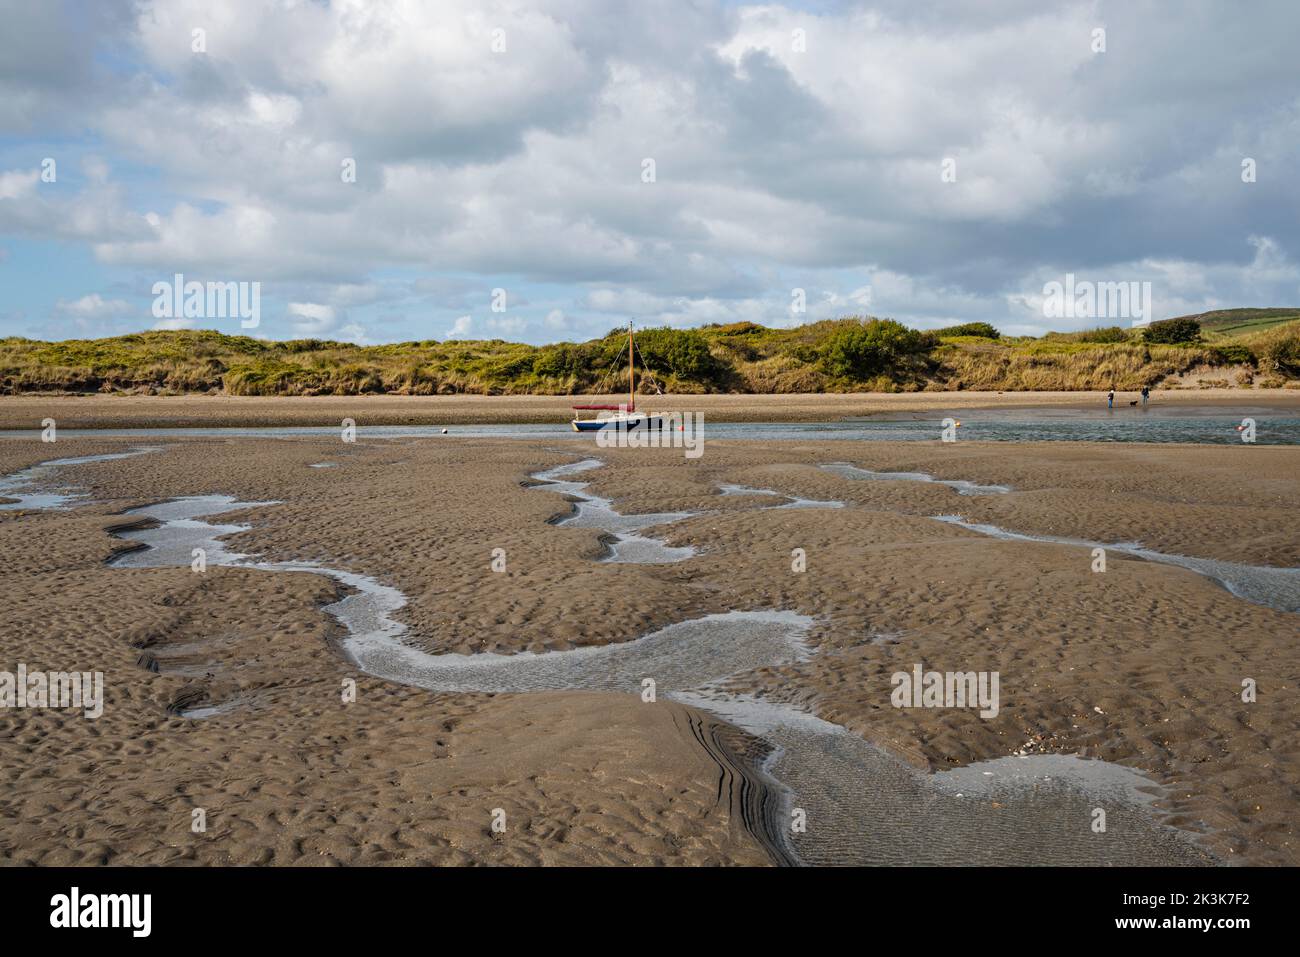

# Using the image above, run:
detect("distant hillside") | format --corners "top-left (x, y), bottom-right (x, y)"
top-left (2, 313), bottom-right (1298, 396)
top-left (1174, 307), bottom-right (1300, 338)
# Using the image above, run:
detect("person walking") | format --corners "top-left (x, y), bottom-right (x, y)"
top-left (1107, 388), bottom-right (1115, 409)
top-left (1141, 385), bottom-right (1150, 406)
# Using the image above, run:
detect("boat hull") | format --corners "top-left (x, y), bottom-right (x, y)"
top-left (572, 414), bottom-right (665, 432)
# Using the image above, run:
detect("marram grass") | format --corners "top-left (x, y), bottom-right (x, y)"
top-left (2, 313), bottom-right (1297, 396)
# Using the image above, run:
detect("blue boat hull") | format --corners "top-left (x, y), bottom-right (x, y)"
top-left (572, 415), bottom-right (665, 432)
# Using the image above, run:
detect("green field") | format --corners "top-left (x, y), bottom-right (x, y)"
top-left (1183, 308), bottom-right (1300, 338)
top-left (3, 311), bottom-right (1298, 396)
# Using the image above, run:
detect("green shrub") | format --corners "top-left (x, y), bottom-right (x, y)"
top-left (223, 361), bottom-right (312, 395)
top-left (630, 328), bottom-right (727, 383)
top-left (532, 343), bottom-right (587, 379)
top-left (935, 322), bottom-right (1000, 339)
top-left (820, 319), bottom-right (936, 380)
top-left (4, 316), bottom-right (1296, 396)
top-left (789, 344), bottom-right (820, 364)
top-left (1208, 343), bottom-right (1256, 366)
top-left (711, 321), bottom-right (764, 337)
top-left (1143, 317), bottom-right (1201, 344)
top-left (485, 351), bottom-right (536, 382)
top-left (1262, 330), bottom-right (1300, 375)
top-left (282, 338), bottom-right (346, 353)
top-left (1076, 326), bottom-right (1131, 344)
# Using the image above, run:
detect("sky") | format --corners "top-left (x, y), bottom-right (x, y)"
top-left (0, 0), bottom-right (1297, 345)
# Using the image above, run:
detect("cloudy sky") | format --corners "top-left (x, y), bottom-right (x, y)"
top-left (1, 0), bottom-right (1297, 345)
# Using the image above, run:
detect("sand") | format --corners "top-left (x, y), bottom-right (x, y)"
top-left (0, 422), bottom-right (1297, 866)
top-left (1, 388), bottom-right (1299, 429)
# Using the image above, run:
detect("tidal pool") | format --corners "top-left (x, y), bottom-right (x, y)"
top-left (109, 491), bottom-right (1213, 866)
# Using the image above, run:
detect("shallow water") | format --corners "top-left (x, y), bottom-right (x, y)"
top-left (718, 482), bottom-right (844, 509)
top-left (674, 691), bottom-right (1211, 866)
top-left (821, 461), bottom-right (1012, 495)
top-left (9, 410), bottom-right (1299, 444)
top-left (178, 701), bottom-right (242, 720)
top-left (113, 495), bottom-right (802, 693)
top-left (0, 447), bottom-right (161, 510)
top-left (111, 496), bottom-right (273, 567)
top-left (350, 609), bottom-right (815, 695)
top-left (934, 514), bottom-right (1300, 614)
top-left (113, 496), bottom-right (799, 692)
top-left (529, 459), bottom-right (696, 563)
top-left (109, 492), bottom-right (1213, 866)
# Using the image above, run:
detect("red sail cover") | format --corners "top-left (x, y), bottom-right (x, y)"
top-left (572, 404), bottom-right (632, 411)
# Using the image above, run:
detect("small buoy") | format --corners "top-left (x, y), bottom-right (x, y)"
top-left (955, 421), bottom-right (961, 427)
top-left (441, 428), bottom-right (449, 434)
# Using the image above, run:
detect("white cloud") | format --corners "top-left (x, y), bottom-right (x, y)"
top-left (288, 302), bottom-right (336, 322)
top-left (486, 315), bottom-right (527, 336)
top-left (81, 155), bottom-right (110, 184)
top-left (337, 322), bottom-right (369, 344)
top-left (55, 293), bottom-right (132, 317)
top-left (287, 301), bottom-right (341, 337)
top-left (152, 316), bottom-right (197, 331)
top-left (0, 169), bottom-right (38, 200)
top-left (2, 0), bottom-right (1299, 342)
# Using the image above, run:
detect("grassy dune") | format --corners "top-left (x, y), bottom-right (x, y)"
top-left (2, 311), bottom-right (1298, 396)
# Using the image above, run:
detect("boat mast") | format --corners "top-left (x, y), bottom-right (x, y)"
top-left (628, 320), bottom-right (635, 413)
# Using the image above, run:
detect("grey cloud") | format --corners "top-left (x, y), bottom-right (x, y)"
top-left (2, 0), bottom-right (1298, 341)
top-left (0, 0), bottom-right (137, 133)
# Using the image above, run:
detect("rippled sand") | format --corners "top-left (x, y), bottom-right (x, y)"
top-left (1, 432), bottom-right (1296, 865)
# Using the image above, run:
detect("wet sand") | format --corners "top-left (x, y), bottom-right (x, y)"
top-left (3, 388), bottom-right (1299, 429)
top-left (0, 429), bottom-right (1297, 865)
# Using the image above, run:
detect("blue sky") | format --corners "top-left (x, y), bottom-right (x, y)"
top-left (1, 0), bottom-right (1298, 345)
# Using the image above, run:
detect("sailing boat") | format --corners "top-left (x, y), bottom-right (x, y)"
top-left (571, 322), bottom-right (665, 432)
